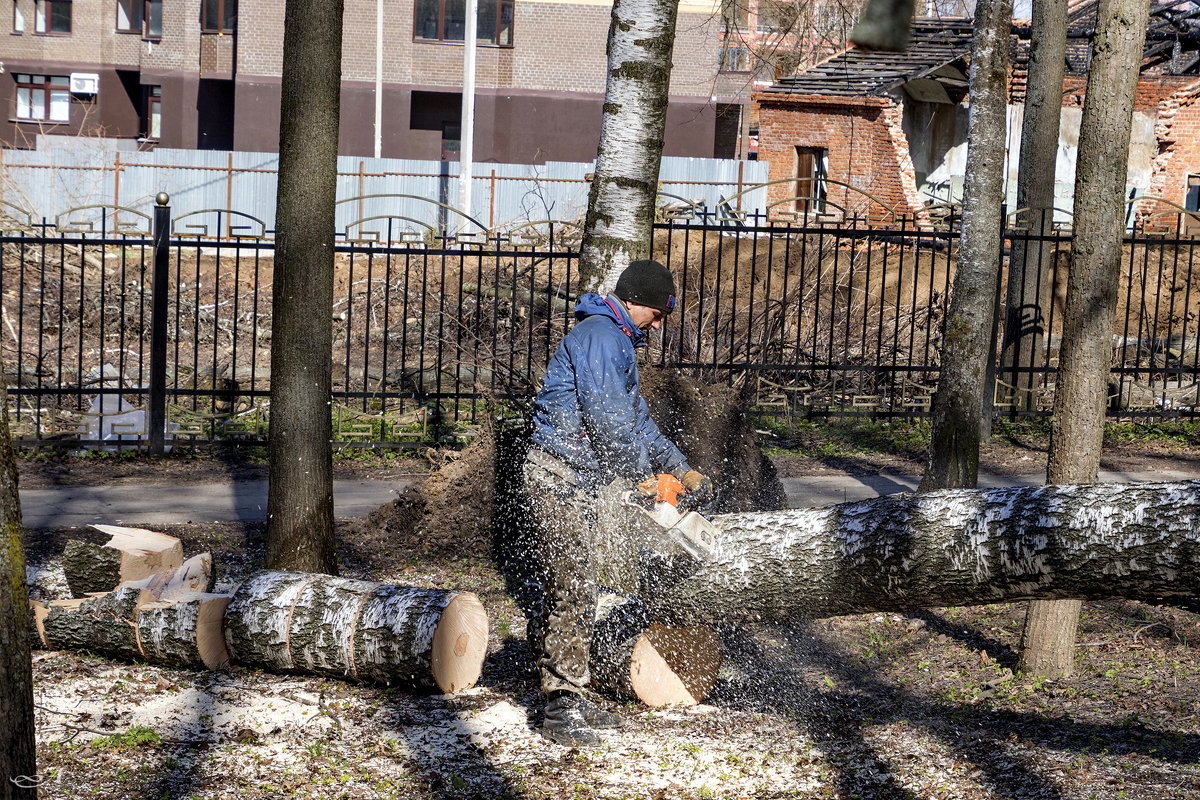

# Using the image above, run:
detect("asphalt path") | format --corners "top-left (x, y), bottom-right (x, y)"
top-left (19, 468), bottom-right (1200, 528)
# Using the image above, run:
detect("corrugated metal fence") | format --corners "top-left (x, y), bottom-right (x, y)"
top-left (0, 140), bottom-right (771, 232)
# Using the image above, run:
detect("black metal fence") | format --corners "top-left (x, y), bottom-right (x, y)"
top-left (5, 202), bottom-right (1200, 450)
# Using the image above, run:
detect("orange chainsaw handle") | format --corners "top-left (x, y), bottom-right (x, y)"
top-left (654, 473), bottom-right (686, 506)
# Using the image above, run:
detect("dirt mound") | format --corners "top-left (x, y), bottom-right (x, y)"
top-left (640, 366), bottom-right (785, 513)
top-left (347, 430), bottom-right (500, 556)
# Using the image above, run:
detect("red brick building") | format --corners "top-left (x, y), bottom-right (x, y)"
top-left (1, 0), bottom-right (751, 162)
top-left (754, 5), bottom-right (1200, 221)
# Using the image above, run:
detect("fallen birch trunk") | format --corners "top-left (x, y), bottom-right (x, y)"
top-left (643, 481), bottom-right (1200, 625)
top-left (223, 571), bottom-right (488, 692)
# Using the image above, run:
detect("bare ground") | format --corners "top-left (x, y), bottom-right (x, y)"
top-left (15, 437), bottom-right (1200, 800)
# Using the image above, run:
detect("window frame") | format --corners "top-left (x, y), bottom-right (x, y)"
top-left (116, 0), bottom-right (161, 38)
top-left (413, 0), bottom-right (513, 47)
top-left (142, 85), bottom-right (162, 141)
top-left (33, 0), bottom-right (70, 34)
top-left (200, 0), bottom-right (236, 34)
top-left (13, 0), bottom-right (26, 33)
top-left (14, 73), bottom-right (71, 123)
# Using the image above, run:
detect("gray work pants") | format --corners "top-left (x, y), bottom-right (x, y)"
top-left (520, 449), bottom-right (600, 696)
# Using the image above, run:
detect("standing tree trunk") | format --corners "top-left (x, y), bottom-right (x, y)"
top-left (1001, 0), bottom-right (1068, 410)
top-left (266, 0), bottom-right (345, 574)
top-left (1020, 0), bottom-right (1151, 677)
top-left (0, 377), bottom-right (36, 799)
top-left (577, 0), bottom-right (679, 293)
top-left (920, 0), bottom-right (1012, 492)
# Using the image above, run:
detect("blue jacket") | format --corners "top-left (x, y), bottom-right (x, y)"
top-left (530, 293), bottom-right (691, 488)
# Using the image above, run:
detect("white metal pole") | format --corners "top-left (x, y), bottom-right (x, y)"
top-left (460, 0), bottom-right (478, 230)
top-left (374, 0), bottom-right (384, 158)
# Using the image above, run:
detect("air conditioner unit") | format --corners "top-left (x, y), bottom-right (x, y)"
top-left (70, 73), bottom-right (100, 94)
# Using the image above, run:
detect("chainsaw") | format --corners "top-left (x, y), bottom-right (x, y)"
top-left (619, 474), bottom-right (720, 587)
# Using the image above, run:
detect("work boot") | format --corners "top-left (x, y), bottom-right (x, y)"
top-left (540, 691), bottom-right (600, 746)
top-left (578, 696), bottom-right (624, 729)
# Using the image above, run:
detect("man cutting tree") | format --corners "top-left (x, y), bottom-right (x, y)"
top-left (521, 258), bottom-right (713, 745)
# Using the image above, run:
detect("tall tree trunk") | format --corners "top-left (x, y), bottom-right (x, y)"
top-left (1020, 0), bottom-right (1151, 678)
top-left (266, 0), bottom-right (345, 574)
top-left (0, 377), bottom-right (36, 799)
top-left (919, 0), bottom-right (1011, 492)
top-left (1000, 0), bottom-right (1068, 410)
top-left (577, 0), bottom-right (678, 293)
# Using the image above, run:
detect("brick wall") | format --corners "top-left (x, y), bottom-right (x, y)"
top-left (754, 93), bottom-right (920, 217)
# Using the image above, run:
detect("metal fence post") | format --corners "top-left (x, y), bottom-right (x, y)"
top-left (148, 192), bottom-right (170, 455)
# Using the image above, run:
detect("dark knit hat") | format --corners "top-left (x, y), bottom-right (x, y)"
top-left (614, 259), bottom-right (677, 314)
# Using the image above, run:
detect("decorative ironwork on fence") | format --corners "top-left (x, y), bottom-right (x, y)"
top-left (4, 198), bottom-right (1200, 450)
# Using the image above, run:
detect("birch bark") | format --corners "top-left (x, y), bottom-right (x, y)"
top-left (577, 0), bottom-right (678, 293)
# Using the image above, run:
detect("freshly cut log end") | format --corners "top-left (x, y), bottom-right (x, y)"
top-left (629, 624), bottom-right (722, 707)
top-left (589, 593), bottom-right (722, 707)
top-left (29, 600), bottom-right (48, 649)
top-left (64, 525), bottom-right (184, 597)
top-left (138, 593), bottom-right (233, 670)
top-left (122, 553), bottom-right (215, 600)
top-left (429, 593), bottom-right (488, 693)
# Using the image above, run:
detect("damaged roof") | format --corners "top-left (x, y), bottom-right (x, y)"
top-left (764, 1), bottom-right (1200, 101)
top-left (760, 17), bottom-right (974, 99)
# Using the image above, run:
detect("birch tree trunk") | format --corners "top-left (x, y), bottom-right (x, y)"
top-left (224, 571), bottom-right (488, 692)
top-left (920, 0), bottom-right (1012, 492)
top-left (577, 0), bottom-right (678, 293)
top-left (1000, 0), bottom-right (1068, 411)
top-left (266, 0), bottom-right (344, 573)
top-left (1022, 0), bottom-right (1152, 678)
top-left (0, 376), bottom-right (36, 799)
top-left (641, 481), bottom-right (1200, 625)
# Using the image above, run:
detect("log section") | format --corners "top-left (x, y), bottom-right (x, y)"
top-left (63, 525), bottom-right (184, 597)
top-left (224, 571), bottom-right (488, 691)
top-left (645, 481), bottom-right (1200, 624)
top-left (590, 593), bottom-right (722, 707)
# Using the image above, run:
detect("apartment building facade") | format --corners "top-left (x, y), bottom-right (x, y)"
top-left (2, 0), bottom-right (757, 162)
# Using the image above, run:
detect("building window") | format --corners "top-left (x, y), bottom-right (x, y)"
top-left (143, 85), bottom-right (161, 140)
top-left (117, 0), bottom-right (161, 38)
top-left (718, 45), bottom-right (750, 72)
top-left (201, 0), bottom-right (235, 33)
top-left (414, 0), bottom-right (513, 45)
top-left (15, 74), bottom-right (70, 122)
top-left (794, 146), bottom-right (828, 214)
top-left (34, 0), bottom-right (70, 33)
top-left (13, 0), bottom-right (25, 32)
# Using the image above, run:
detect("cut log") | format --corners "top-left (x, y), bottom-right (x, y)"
top-left (63, 525), bottom-right (184, 597)
top-left (38, 584), bottom-right (233, 669)
top-left (641, 480), bottom-right (1200, 625)
top-left (589, 593), bottom-right (722, 707)
top-left (224, 571), bottom-right (488, 691)
top-left (121, 553), bottom-right (215, 600)
top-left (41, 586), bottom-right (149, 660)
top-left (137, 593), bottom-right (232, 669)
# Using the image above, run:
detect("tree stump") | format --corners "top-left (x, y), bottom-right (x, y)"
top-left (224, 571), bottom-right (488, 691)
